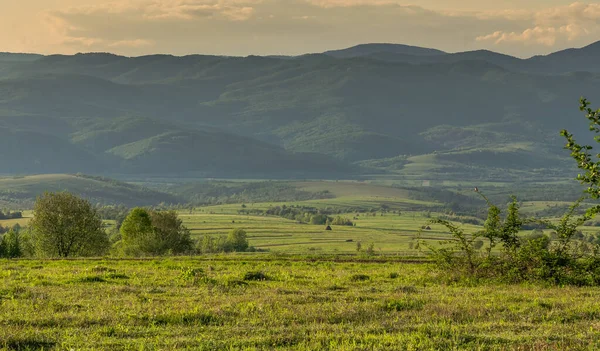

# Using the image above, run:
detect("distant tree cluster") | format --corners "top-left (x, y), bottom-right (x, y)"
top-left (170, 181), bottom-right (333, 206)
top-left (263, 205), bottom-right (352, 226)
top-left (0, 210), bottom-right (23, 220)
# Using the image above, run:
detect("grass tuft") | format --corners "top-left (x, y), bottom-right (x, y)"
top-left (243, 271), bottom-right (269, 281)
top-left (77, 275), bottom-right (107, 283)
top-left (3, 337), bottom-right (56, 351)
top-left (350, 274), bottom-right (370, 282)
top-left (384, 298), bottom-right (425, 312)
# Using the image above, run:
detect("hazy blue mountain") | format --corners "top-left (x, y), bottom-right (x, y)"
top-left (0, 42), bottom-right (599, 179)
top-left (0, 53), bottom-right (42, 62)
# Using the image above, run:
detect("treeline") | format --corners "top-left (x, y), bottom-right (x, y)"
top-left (259, 205), bottom-right (354, 226)
top-left (0, 192), bottom-right (253, 259)
top-left (241, 204), bottom-right (404, 225)
top-left (167, 181), bottom-right (334, 206)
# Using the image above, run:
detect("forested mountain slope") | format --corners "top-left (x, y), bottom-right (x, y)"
top-left (1, 42), bottom-right (599, 179)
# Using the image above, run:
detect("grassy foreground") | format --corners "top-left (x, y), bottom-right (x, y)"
top-left (1, 257), bottom-right (600, 350)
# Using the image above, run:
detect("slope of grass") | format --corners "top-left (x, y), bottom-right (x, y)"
top-left (0, 174), bottom-right (179, 207)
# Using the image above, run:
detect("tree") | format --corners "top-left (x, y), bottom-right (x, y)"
top-left (1, 228), bottom-right (23, 258)
top-left (119, 208), bottom-right (153, 256)
top-left (119, 208), bottom-right (193, 256)
top-left (150, 210), bottom-right (194, 254)
top-left (227, 228), bottom-right (249, 252)
top-left (199, 235), bottom-right (217, 254)
top-left (30, 192), bottom-right (109, 257)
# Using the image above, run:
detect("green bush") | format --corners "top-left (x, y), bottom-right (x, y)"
top-left (420, 194), bottom-right (600, 286)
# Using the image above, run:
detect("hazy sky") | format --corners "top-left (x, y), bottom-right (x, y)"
top-left (2, 0), bottom-right (599, 57)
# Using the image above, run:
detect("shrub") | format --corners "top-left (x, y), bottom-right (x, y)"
top-left (385, 298), bottom-right (425, 312)
top-left (419, 194), bottom-right (600, 286)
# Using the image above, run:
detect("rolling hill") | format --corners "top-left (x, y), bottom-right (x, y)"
top-left (0, 41), bottom-right (599, 180)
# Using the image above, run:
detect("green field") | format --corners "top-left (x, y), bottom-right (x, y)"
top-left (180, 211), bottom-right (473, 254)
top-left (2, 257), bottom-right (600, 350)
top-left (173, 181), bottom-right (463, 254)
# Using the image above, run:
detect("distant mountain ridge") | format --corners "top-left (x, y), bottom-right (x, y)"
top-left (324, 43), bottom-right (446, 58)
top-left (0, 41), bottom-right (599, 180)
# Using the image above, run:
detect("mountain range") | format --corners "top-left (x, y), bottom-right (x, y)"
top-left (1, 41), bottom-right (599, 180)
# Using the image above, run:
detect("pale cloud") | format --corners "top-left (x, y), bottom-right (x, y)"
top-left (142, 0), bottom-right (260, 20)
top-left (31, 0), bottom-right (600, 57)
top-left (108, 39), bottom-right (155, 48)
top-left (304, 0), bottom-right (397, 7)
top-left (477, 2), bottom-right (600, 47)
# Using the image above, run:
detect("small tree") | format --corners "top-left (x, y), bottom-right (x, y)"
top-left (119, 208), bottom-right (193, 256)
top-left (119, 208), bottom-right (155, 256)
top-left (150, 210), bottom-right (194, 254)
top-left (227, 228), bottom-right (249, 252)
top-left (30, 192), bottom-right (109, 257)
top-left (198, 235), bottom-right (217, 254)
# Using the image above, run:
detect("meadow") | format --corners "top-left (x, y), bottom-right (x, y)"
top-left (2, 257), bottom-right (600, 350)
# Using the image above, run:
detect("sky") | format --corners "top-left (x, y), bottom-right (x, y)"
top-left (1, 0), bottom-right (599, 58)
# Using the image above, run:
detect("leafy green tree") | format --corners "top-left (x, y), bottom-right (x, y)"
top-left (227, 228), bottom-right (249, 252)
top-left (1, 228), bottom-right (22, 258)
top-left (119, 208), bottom-right (153, 255)
top-left (119, 208), bottom-right (193, 256)
top-left (30, 192), bottom-right (109, 257)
